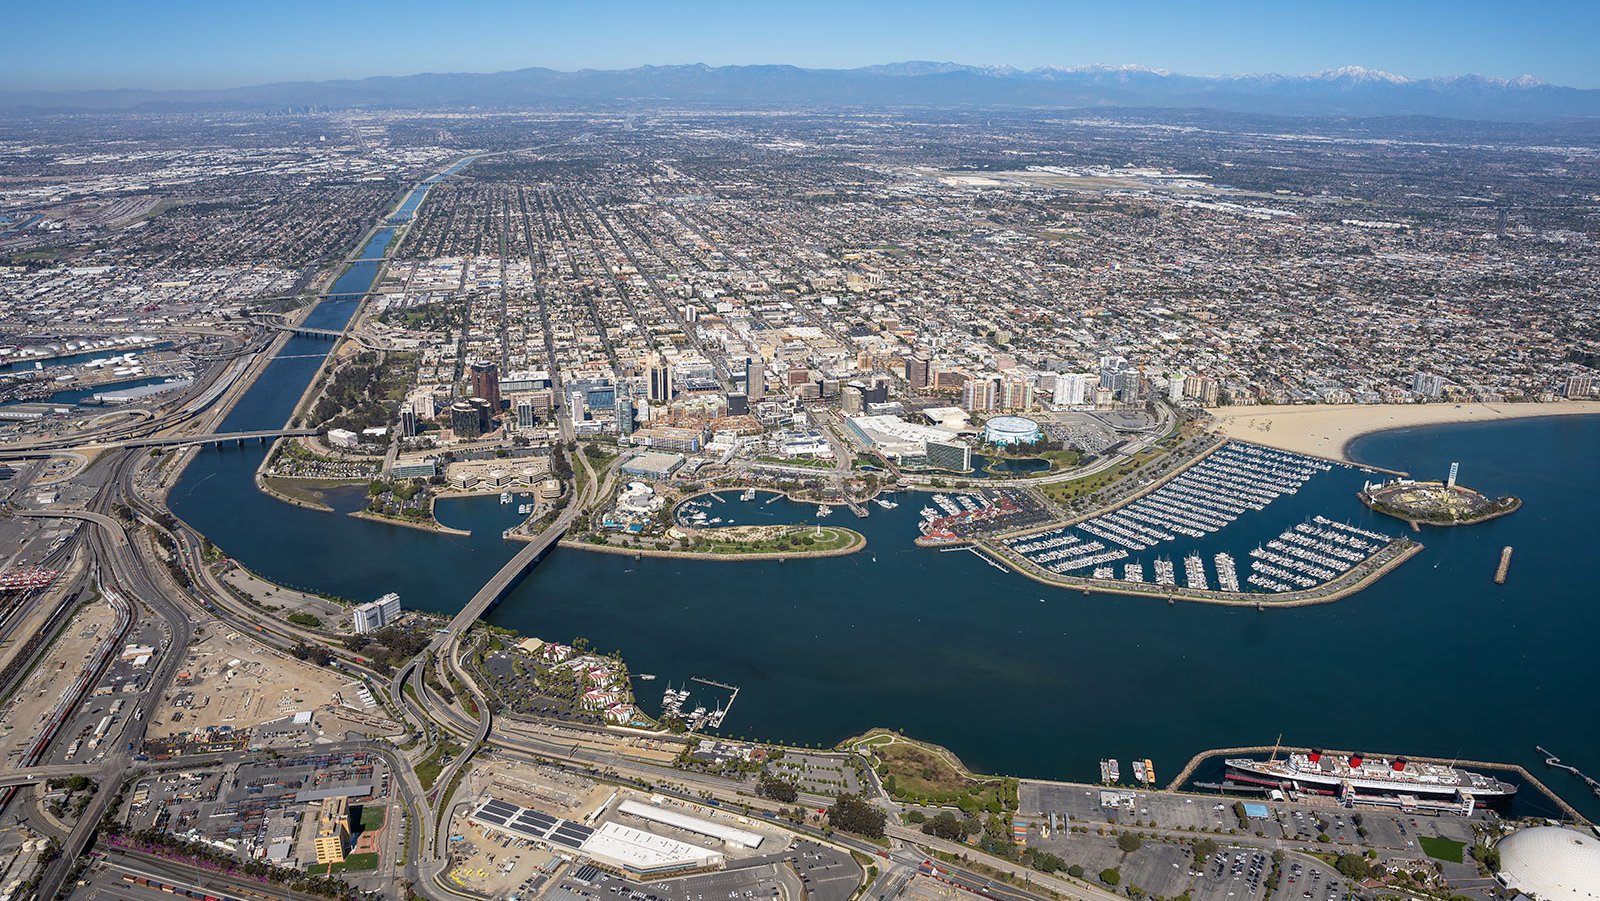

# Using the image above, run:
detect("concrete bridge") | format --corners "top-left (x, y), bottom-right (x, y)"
top-left (250, 318), bottom-right (346, 340)
top-left (113, 428), bottom-right (316, 450)
top-left (443, 516), bottom-right (571, 637)
top-left (0, 427), bottom-right (312, 458)
top-left (0, 764), bottom-right (101, 788)
top-left (247, 312), bottom-right (382, 349)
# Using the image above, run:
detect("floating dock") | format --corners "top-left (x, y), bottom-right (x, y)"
top-left (690, 676), bottom-right (739, 728)
top-left (1538, 746), bottom-right (1600, 800)
top-left (1495, 546), bottom-right (1513, 584)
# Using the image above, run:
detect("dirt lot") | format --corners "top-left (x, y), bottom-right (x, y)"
top-left (0, 595), bottom-right (119, 765)
top-left (148, 626), bottom-right (342, 739)
top-left (220, 566), bottom-right (346, 625)
top-left (477, 757), bottom-right (614, 818)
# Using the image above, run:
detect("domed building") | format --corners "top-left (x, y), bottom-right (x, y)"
top-left (1497, 826), bottom-right (1600, 899)
top-left (982, 415), bottom-right (1041, 447)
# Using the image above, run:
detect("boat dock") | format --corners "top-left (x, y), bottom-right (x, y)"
top-left (1538, 746), bottom-right (1600, 800)
top-left (690, 676), bottom-right (740, 728)
top-left (844, 498), bottom-right (869, 518)
top-left (1495, 546), bottom-right (1513, 584)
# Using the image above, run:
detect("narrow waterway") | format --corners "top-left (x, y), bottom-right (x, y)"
top-left (169, 160), bottom-right (535, 605)
top-left (163, 157), bottom-right (1600, 822)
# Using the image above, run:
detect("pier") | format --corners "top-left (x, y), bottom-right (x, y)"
top-left (690, 677), bottom-right (740, 727)
top-left (1537, 746), bottom-right (1600, 800)
top-left (1495, 546), bottom-right (1513, 584)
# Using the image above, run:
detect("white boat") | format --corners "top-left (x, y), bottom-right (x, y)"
top-left (498, 492), bottom-right (511, 504)
top-left (875, 498), bottom-right (899, 509)
top-left (740, 488), bottom-right (757, 501)
top-left (816, 505), bottom-right (831, 517)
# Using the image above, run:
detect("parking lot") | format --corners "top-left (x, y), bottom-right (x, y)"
top-left (1020, 780), bottom-right (1488, 855)
top-left (580, 861), bottom-right (783, 901)
top-left (1021, 782), bottom-right (1240, 833)
top-left (1191, 848), bottom-right (1272, 901)
top-left (765, 751), bottom-right (862, 797)
top-left (787, 839), bottom-right (860, 901)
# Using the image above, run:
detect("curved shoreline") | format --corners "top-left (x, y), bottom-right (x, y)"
top-left (556, 528), bottom-right (867, 562)
top-left (975, 537), bottom-right (1424, 608)
top-left (1207, 401), bottom-right (1600, 464)
top-left (348, 508), bottom-right (471, 537)
top-left (254, 473), bottom-right (337, 513)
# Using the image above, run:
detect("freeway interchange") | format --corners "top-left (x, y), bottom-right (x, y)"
top-left (0, 428), bottom-right (1088, 901)
top-left (0, 154), bottom-right (1222, 901)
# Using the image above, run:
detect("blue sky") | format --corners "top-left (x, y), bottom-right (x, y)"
top-left (6, 0), bottom-right (1598, 92)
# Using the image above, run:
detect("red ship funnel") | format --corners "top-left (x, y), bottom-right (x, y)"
top-left (1308, 749), bottom-right (1322, 763)
top-left (1392, 758), bottom-right (1407, 771)
top-left (1349, 754), bottom-right (1364, 768)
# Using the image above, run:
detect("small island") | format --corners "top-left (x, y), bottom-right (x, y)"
top-left (1359, 466), bottom-right (1521, 526)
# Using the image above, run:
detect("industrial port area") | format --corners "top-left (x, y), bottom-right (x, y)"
top-left (1, 48), bottom-right (1598, 901)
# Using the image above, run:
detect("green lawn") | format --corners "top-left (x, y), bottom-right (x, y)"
top-left (692, 527), bottom-right (862, 555)
top-left (316, 852), bottom-right (380, 873)
top-left (1419, 835), bottom-right (1465, 863)
top-left (874, 740), bottom-right (1014, 813)
top-left (358, 804), bottom-right (386, 832)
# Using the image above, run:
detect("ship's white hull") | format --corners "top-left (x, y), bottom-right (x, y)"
top-left (1226, 758), bottom-right (1516, 798)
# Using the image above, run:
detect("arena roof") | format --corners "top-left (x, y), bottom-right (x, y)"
top-left (984, 415), bottom-right (1041, 436)
top-left (1498, 826), bottom-right (1600, 899)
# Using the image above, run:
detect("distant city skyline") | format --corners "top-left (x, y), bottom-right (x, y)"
top-left (6, 0), bottom-right (1599, 92)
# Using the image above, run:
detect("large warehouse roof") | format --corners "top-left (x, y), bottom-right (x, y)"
top-left (618, 799), bottom-right (764, 849)
top-left (470, 798), bottom-right (724, 875)
top-left (1498, 826), bottom-right (1600, 899)
top-left (581, 822), bottom-right (724, 874)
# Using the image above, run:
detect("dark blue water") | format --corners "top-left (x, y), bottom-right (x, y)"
top-left (169, 224), bottom-right (537, 604)
top-left (490, 415), bottom-right (1600, 820)
top-left (387, 157), bottom-right (475, 223)
top-left (0, 374), bottom-right (174, 408)
top-left (0, 342), bottom-right (174, 373)
top-left (161, 156), bottom-right (1600, 820)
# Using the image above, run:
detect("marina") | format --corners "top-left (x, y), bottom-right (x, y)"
top-left (161, 301), bottom-right (1600, 829)
top-left (996, 443), bottom-right (1398, 596)
top-left (659, 678), bottom-right (741, 731)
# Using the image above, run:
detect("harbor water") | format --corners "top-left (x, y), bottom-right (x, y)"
top-left (494, 415), bottom-right (1600, 821)
top-left (161, 162), bottom-right (1600, 821)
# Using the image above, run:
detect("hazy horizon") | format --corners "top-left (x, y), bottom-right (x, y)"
top-left (5, 0), bottom-right (1598, 93)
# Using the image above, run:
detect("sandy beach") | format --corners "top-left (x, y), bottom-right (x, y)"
top-left (1207, 401), bottom-right (1600, 464)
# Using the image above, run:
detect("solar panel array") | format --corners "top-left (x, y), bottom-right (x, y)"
top-left (470, 798), bottom-right (595, 850)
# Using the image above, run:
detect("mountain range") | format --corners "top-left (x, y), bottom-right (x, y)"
top-left (5, 62), bottom-right (1597, 121)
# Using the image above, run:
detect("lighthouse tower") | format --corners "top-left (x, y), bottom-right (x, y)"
top-left (1447, 462), bottom-right (1459, 489)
